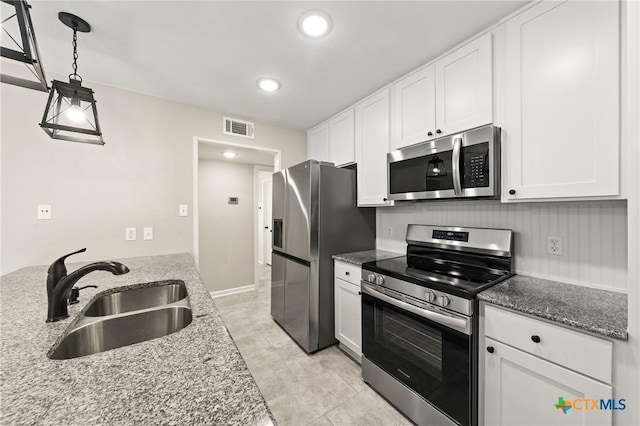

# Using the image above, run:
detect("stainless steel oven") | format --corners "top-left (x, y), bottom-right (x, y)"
top-left (387, 125), bottom-right (500, 201)
top-left (361, 225), bottom-right (514, 426)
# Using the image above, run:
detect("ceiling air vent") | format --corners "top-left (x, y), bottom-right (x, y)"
top-left (223, 116), bottom-right (255, 139)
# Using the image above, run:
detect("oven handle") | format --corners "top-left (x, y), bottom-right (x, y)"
top-left (362, 283), bottom-right (470, 335)
top-left (452, 136), bottom-right (463, 196)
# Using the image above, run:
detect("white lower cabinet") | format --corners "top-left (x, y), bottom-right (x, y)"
top-left (334, 260), bottom-right (362, 360)
top-left (483, 304), bottom-right (613, 426)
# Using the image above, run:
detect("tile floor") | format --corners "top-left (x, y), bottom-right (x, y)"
top-left (212, 265), bottom-right (412, 426)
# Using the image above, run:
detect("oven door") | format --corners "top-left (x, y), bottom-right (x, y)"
top-left (361, 283), bottom-right (472, 426)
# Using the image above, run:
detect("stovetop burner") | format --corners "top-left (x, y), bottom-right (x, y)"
top-left (363, 256), bottom-right (513, 298)
top-left (362, 224), bottom-right (514, 299)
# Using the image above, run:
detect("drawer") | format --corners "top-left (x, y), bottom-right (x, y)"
top-left (334, 260), bottom-right (361, 286)
top-left (484, 304), bottom-right (612, 383)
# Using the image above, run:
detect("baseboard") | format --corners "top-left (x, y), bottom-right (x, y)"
top-left (209, 284), bottom-right (255, 299)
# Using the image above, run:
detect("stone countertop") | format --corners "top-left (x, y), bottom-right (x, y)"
top-left (332, 249), bottom-right (403, 266)
top-left (0, 253), bottom-right (275, 426)
top-left (478, 275), bottom-right (628, 341)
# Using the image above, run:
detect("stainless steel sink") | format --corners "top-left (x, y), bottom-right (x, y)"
top-left (49, 306), bottom-right (192, 360)
top-left (48, 281), bottom-right (192, 360)
top-left (84, 281), bottom-right (188, 316)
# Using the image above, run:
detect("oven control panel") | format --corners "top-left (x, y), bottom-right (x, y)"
top-left (361, 270), bottom-right (472, 316)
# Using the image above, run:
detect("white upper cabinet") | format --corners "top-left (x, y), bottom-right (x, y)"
top-left (435, 33), bottom-right (493, 137)
top-left (307, 122), bottom-right (330, 163)
top-left (391, 65), bottom-right (436, 151)
top-left (392, 33), bottom-right (493, 151)
top-left (329, 109), bottom-right (355, 167)
top-left (502, 0), bottom-right (619, 201)
top-left (356, 88), bottom-right (393, 207)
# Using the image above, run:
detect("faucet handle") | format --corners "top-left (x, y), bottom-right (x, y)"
top-left (48, 248), bottom-right (87, 281)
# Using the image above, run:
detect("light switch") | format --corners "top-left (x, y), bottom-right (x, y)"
top-left (37, 204), bottom-right (52, 220)
top-left (143, 227), bottom-right (153, 240)
top-left (179, 205), bottom-right (188, 217)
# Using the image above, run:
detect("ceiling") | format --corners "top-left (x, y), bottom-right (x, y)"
top-left (198, 141), bottom-right (275, 167)
top-left (28, 1), bottom-right (529, 131)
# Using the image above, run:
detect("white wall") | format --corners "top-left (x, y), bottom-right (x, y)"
top-left (377, 200), bottom-right (628, 292)
top-left (0, 71), bottom-right (306, 274)
top-left (198, 160), bottom-right (254, 293)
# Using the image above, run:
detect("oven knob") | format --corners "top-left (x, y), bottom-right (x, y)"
top-left (438, 295), bottom-right (450, 307)
top-left (375, 275), bottom-right (385, 286)
top-left (425, 291), bottom-right (436, 303)
top-left (367, 273), bottom-right (376, 283)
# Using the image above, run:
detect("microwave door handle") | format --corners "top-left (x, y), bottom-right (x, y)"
top-left (452, 136), bottom-right (463, 196)
top-left (361, 283), bottom-right (470, 334)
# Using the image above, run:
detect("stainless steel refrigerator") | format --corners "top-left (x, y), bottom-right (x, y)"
top-left (271, 160), bottom-right (375, 353)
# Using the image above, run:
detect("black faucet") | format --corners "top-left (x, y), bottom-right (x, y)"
top-left (46, 248), bottom-right (130, 322)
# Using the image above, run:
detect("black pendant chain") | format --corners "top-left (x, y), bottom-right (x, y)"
top-left (69, 26), bottom-right (82, 82)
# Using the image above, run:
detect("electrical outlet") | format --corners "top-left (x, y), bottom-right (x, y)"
top-left (126, 227), bottom-right (137, 241)
top-left (386, 227), bottom-right (392, 237)
top-left (37, 204), bottom-right (52, 220)
top-left (179, 205), bottom-right (188, 217)
top-left (143, 227), bottom-right (153, 240)
top-left (547, 236), bottom-right (563, 256)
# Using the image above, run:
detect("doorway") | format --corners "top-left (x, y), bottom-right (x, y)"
top-left (261, 177), bottom-right (273, 266)
top-left (193, 137), bottom-right (280, 296)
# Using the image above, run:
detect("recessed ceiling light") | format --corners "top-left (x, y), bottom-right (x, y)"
top-left (257, 78), bottom-right (280, 92)
top-left (299, 11), bottom-right (331, 38)
top-left (223, 151), bottom-right (237, 159)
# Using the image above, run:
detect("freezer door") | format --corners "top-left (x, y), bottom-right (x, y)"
top-left (272, 170), bottom-right (286, 252)
top-left (271, 252), bottom-right (285, 327)
top-left (285, 161), bottom-right (317, 261)
top-left (284, 258), bottom-right (311, 351)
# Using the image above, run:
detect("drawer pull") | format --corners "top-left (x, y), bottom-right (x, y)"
top-left (345, 272), bottom-right (350, 275)
top-left (487, 346), bottom-right (495, 354)
top-left (531, 335), bottom-right (541, 343)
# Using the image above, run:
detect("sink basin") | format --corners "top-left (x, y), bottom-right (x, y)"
top-left (49, 305), bottom-right (192, 360)
top-left (84, 281), bottom-right (188, 316)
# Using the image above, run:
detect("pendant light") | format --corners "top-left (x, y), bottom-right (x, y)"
top-left (0, 0), bottom-right (48, 91)
top-left (40, 12), bottom-right (103, 145)
top-left (426, 155), bottom-right (447, 177)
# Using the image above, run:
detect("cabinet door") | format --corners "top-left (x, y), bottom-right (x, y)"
top-left (329, 109), bottom-right (355, 167)
top-left (307, 123), bottom-right (330, 163)
top-left (484, 338), bottom-right (612, 426)
top-left (334, 277), bottom-right (361, 356)
top-left (503, 0), bottom-right (619, 200)
top-left (391, 65), bottom-right (436, 151)
top-left (355, 89), bottom-right (393, 206)
top-left (435, 32), bottom-right (492, 136)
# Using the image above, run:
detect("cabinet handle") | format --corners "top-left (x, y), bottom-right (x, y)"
top-left (508, 189), bottom-right (516, 195)
top-left (427, 131), bottom-right (433, 136)
top-left (531, 335), bottom-right (541, 343)
top-left (436, 129), bottom-right (442, 134)
top-left (487, 346), bottom-right (495, 353)
top-left (383, 197), bottom-right (388, 202)
top-left (345, 272), bottom-right (350, 276)
top-left (358, 291), bottom-right (362, 295)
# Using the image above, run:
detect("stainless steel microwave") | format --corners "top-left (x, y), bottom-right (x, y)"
top-left (387, 125), bottom-right (500, 201)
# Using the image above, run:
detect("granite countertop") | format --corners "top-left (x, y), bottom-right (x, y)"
top-left (332, 249), bottom-right (403, 266)
top-left (478, 275), bottom-right (628, 341)
top-left (0, 253), bottom-right (275, 426)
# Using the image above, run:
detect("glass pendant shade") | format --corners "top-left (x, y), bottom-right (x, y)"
top-left (0, 0), bottom-right (48, 91)
top-left (40, 77), bottom-right (104, 145)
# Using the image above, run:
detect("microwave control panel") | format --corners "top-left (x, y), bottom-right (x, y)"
top-left (462, 142), bottom-right (489, 188)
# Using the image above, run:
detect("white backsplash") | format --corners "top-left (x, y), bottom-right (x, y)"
top-left (376, 200), bottom-right (628, 292)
